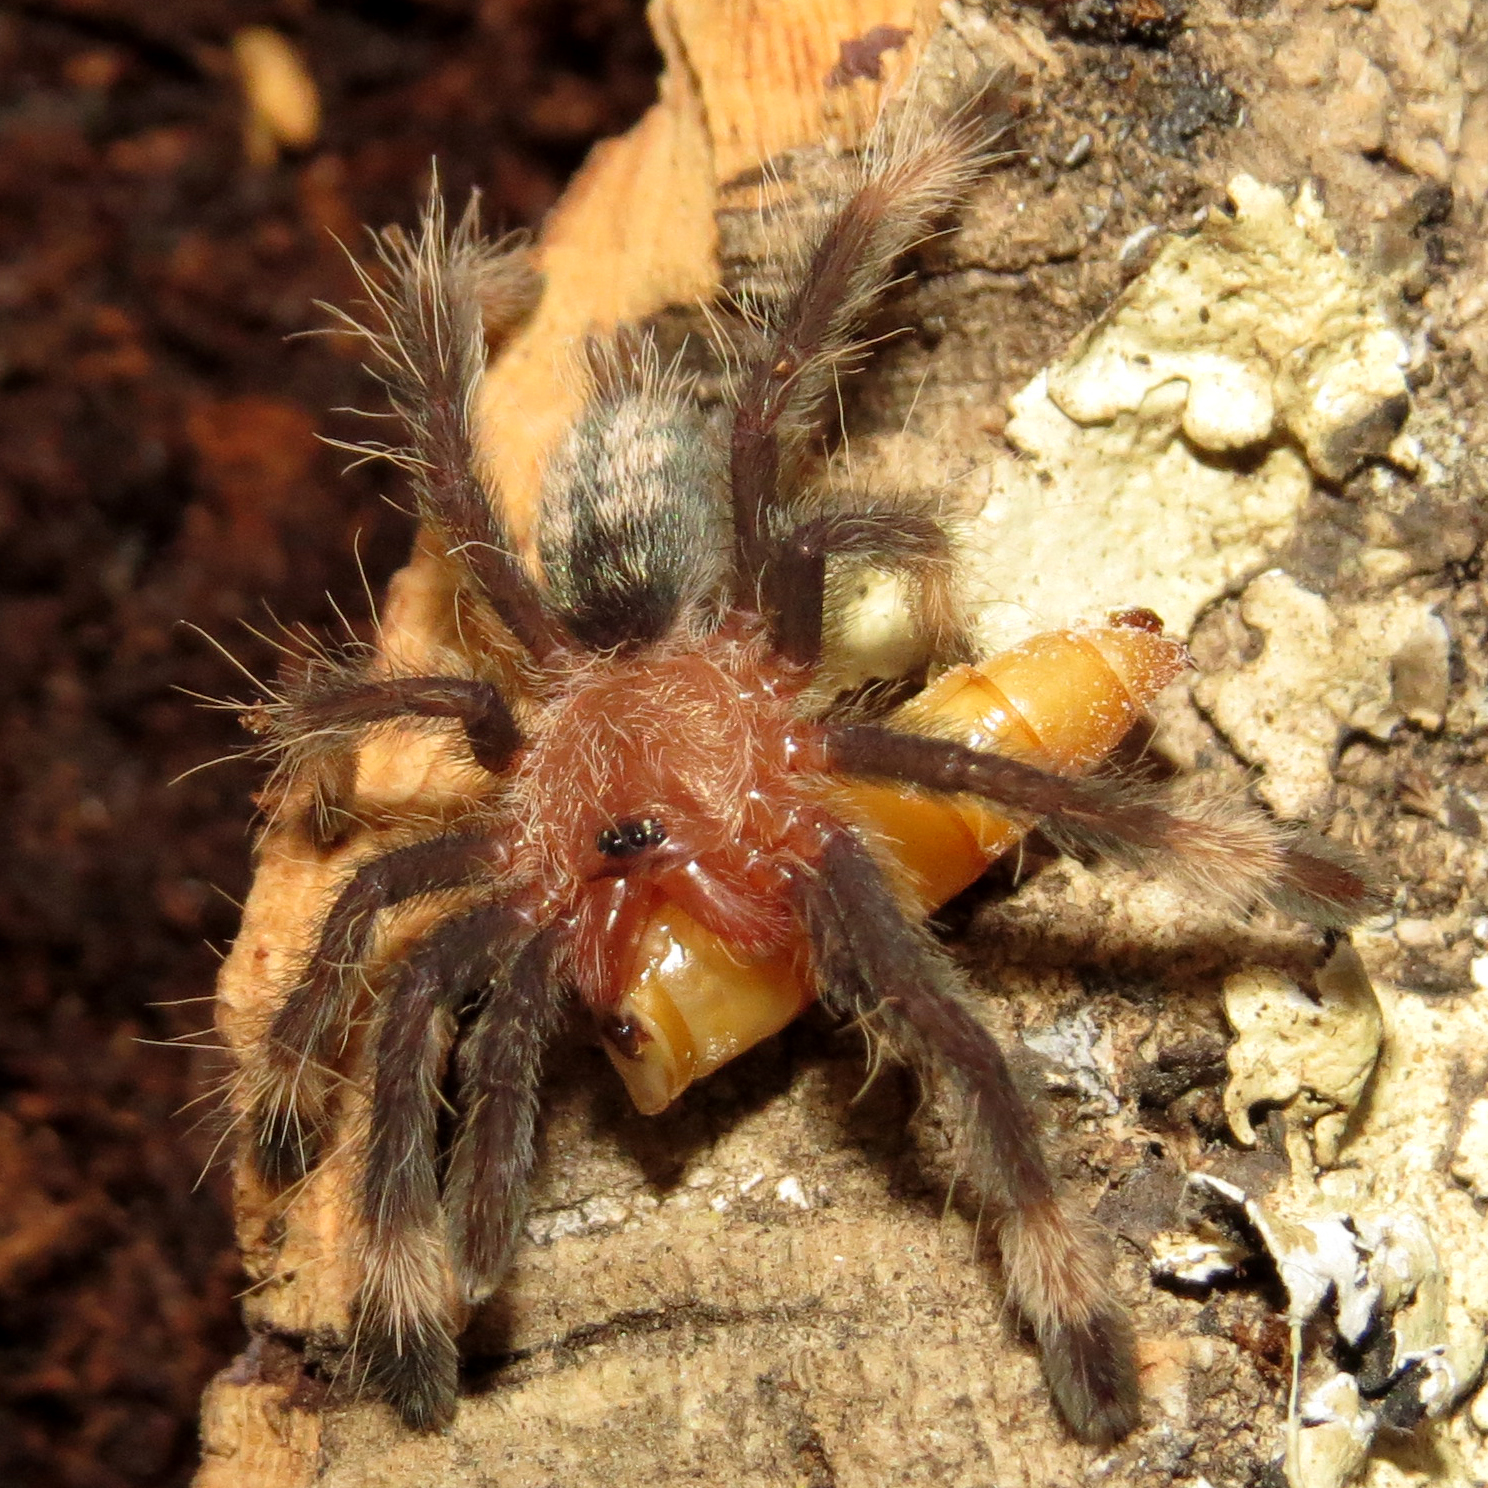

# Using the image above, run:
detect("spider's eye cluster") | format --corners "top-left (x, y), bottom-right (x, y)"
top-left (596, 816), bottom-right (668, 859)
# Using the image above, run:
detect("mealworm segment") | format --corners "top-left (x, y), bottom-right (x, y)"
top-left (235, 88), bottom-right (1379, 1444)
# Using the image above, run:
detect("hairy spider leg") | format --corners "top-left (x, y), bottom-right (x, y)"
top-left (247, 831), bottom-right (496, 1186)
top-left (353, 903), bottom-right (552, 1432)
top-left (795, 827), bottom-right (1141, 1445)
top-left (339, 195), bottom-right (570, 661)
top-left (728, 101), bottom-right (1002, 640)
top-left (762, 492), bottom-right (971, 667)
top-left (824, 723), bottom-right (1380, 929)
top-left (265, 675), bottom-right (526, 849)
top-left (445, 926), bottom-right (567, 1299)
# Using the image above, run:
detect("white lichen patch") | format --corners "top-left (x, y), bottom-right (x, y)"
top-left (1022, 1006), bottom-right (1121, 1116)
top-left (524, 1193), bottom-right (639, 1246)
top-left (1221, 940), bottom-right (1383, 1166)
top-left (828, 568), bottom-right (931, 689)
top-left (1170, 940), bottom-right (1488, 1488)
top-left (1328, 968), bottom-right (1488, 1416)
top-left (1042, 176), bottom-right (1410, 482)
top-left (951, 175), bottom-right (1409, 650)
top-left (1149, 1233), bottom-right (1248, 1289)
top-left (774, 1175), bottom-right (813, 1209)
top-left (1160, 1173), bottom-right (1469, 1488)
top-left (1193, 571), bottom-right (1440, 819)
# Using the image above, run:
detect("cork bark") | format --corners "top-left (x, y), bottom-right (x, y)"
top-left (201, 3), bottom-right (1488, 1485)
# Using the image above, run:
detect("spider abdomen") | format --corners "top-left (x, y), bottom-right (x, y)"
top-left (536, 341), bottom-right (729, 650)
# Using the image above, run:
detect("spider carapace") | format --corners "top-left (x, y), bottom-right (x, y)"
top-left (238, 93), bottom-right (1378, 1445)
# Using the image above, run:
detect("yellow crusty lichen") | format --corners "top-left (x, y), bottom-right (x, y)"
top-left (1043, 176), bottom-right (1410, 482)
top-left (955, 175), bottom-right (1411, 651)
top-left (1221, 940), bottom-right (1382, 1168)
top-left (1193, 570), bottom-right (1444, 820)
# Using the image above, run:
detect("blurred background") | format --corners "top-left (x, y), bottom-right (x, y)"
top-left (0, 4), bottom-right (659, 1484)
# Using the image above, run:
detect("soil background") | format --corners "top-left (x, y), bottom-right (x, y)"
top-left (0, 5), bottom-right (658, 1486)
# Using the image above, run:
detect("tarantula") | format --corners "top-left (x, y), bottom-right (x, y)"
top-left (239, 98), bottom-right (1376, 1444)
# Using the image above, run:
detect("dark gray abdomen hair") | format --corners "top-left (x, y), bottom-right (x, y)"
top-left (537, 378), bottom-right (729, 650)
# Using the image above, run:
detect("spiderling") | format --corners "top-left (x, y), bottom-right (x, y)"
top-left (234, 85), bottom-right (1380, 1443)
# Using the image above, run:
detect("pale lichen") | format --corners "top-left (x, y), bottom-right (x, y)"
top-left (1221, 940), bottom-right (1382, 1167)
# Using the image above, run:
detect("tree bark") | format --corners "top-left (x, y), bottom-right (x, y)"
top-left (202, 3), bottom-right (1488, 1485)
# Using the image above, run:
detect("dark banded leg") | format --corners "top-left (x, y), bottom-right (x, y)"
top-left (794, 828), bottom-right (1140, 1445)
top-left (825, 723), bottom-right (1380, 929)
top-left (353, 902), bottom-right (534, 1431)
top-left (445, 926), bottom-right (567, 1299)
top-left (286, 676), bottom-right (523, 773)
top-left (263, 675), bottom-right (523, 849)
top-left (341, 193), bottom-right (571, 662)
top-left (246, 831), bottom-right (493, 1187)
top-left (729, 109), bottom-right (994, 603)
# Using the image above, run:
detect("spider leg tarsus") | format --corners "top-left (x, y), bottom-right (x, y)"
top-left (264, 675), bottom-right (526, 843)
top-left (825, 722), bottom-right (1380, 929)
top-left (357, 1321), bottom-right (460, 1433)
top-left (354, 902), bottom-right (550, 1430)
top-left (446, 927), bottom-right (566, 1299)
top-left (1039, 1307), bottom-right (1142, 1448)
